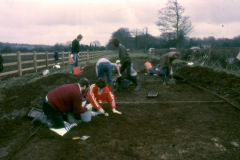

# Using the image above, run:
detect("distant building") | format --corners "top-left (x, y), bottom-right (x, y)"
top-left (201, 43), bottom-right (212, 48)
top-left (148, 48), bottom-right (155, 55)
top-left (190, 46), bottom-right (200, 50)
top-left (169, 48), bottom-right (176, 50)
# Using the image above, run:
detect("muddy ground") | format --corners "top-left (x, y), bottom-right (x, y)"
top-left (0, 57), bottom-right (240, 160)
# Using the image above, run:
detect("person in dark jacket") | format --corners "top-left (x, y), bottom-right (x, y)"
top-left (31, 78), bottom-right (92, 129)
top-left (111, 38), bottom-right (140, 91)
top-left (157, 52), bottom-right (180, 85)
top-left (72, 34), bottom-right (83, 67)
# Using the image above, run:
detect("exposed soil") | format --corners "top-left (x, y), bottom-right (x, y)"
top-left (0, 57), bottom-right (240, 160)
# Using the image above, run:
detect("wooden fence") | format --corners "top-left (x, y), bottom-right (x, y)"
top-left (0, 50), bottom-right (114, 77)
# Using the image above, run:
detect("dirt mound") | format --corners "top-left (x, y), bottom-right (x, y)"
top-left (174, 62), bottom-right (240, 105)
top-left (1, 57), bottom-right (240, 159)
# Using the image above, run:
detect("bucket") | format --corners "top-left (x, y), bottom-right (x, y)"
top-left (80, 104), bottom-right (92, 122)
top-left (73, 67), bottom-right (83, 75)
top-left (121, 79), bottom-right (129, 88)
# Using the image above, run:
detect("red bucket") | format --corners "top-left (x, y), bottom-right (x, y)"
top-left (73, 67), bottom-right (83, 75)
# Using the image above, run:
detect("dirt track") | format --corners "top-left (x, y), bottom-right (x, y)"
top-left (0, 57), bottom-right (240, 160)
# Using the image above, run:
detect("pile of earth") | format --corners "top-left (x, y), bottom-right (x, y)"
top-left (1, 57), bottom-right (240, 159)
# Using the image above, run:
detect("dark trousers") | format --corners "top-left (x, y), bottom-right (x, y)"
top-left (120, 61), bottom-right (138, 85)
top-left (116, 75), bottom-right (137, 85)
top-left (42, 97), bottom-right (65, 129)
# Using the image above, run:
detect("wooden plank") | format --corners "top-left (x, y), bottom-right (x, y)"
top-left (22, 67), bottom-right (34, 72)
top-left (1, 53), bottom-right (17, 56)
top-left (21, 53), bottom-right (34, 56)
top-left (0, 70), bottom-right (18, 76)
top-left (48, 58), bottom-right (55, 61)
top-left (36, 59), bottom-right (46, 62)
top-left (37, 52), bottom-right (49, 55)
top-left (3, 62), bottom-right (18, 66)
top-left (21, 60), bottom-right (34, 64)
top-left (37, 65), bottom-right (46, 69)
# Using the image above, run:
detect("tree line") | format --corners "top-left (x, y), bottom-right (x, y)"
top-left (1, 0), bottom-right (240, 53)
top-left (105, 27), bottom-right (240, 50)
top-left (0, 41), bottom-right (106, 53)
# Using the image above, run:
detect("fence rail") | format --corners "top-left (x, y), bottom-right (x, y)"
top-left (0, 50), bottom-right (114, 77)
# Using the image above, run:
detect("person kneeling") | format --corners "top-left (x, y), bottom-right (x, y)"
top-left (31, 78), bottom-right (92, 129)
top-left (86, 78), bottom-right (122, 115)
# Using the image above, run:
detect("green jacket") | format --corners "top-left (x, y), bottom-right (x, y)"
top-left (160, 52), bottom-right (178, 70)
top-left (118, 44), bottom-right (131, 64)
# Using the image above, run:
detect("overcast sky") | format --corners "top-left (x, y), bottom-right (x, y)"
top-left (0, 0), bottom-right (239, 46)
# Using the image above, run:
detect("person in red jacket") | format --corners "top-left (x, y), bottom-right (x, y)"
top-left (86, 78), bottom-right (122, 115)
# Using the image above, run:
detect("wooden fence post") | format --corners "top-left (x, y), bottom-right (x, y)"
top-left (87, 50), bottom-right (89, 60)
top-left (68, 51), bottom-right (70, 64)
top-left (17, 51), bottom-right (22, 77)
top-left (62, 51), bottom-right (64, 65)
top-left (46, 51), bottom-right (48, 69)
top-left (81, 52), bottom-right (83, 61)
top-left (33, 51), bottom-right (37, 72)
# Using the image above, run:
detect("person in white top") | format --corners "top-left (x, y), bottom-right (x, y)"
top-left (96, 58), bottom-right (121, 90)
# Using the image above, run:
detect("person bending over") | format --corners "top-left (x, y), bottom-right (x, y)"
top-left (31, 78), bottom-right (92, 129)
top-left (157, 52), bottom-right (180, 85)
top-left (86, 78), bottom-right (121, 115)
top-left (111, 38), bottom-right (140, 91)
top-left (96, 58), bottom-right (121, 90)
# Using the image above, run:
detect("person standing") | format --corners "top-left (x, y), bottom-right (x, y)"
top-left (68, 54), bottom-right (74, 73)
top-left (157, 52), bottom-right (180, 85)
top-left (72, 34), bottom-right (83, 67)
top-left (96, 58), bottom-right (121, 90)
top-left (111, 38), bottom-right (140, 91)
top-left (31, 78), bottom-right (92, 129)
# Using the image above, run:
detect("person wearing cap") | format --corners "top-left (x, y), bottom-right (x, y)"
top-left (86, 78), bottom-right (121, 115)
top-left (31, 78), bottom-right (92, 129)
top-left (96, 58), bottom-right (121, 90)
top-left (114, 61), bottom-right (138, 91)
top-left (71, 34), bottom-right (83, 67)
top-left (111, 38), bottom-right (140, 91)
top-left (157, 52), bottom-right (180, 85)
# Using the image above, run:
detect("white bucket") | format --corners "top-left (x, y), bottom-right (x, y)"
top-left (80, 104), bottom-right (92, 122)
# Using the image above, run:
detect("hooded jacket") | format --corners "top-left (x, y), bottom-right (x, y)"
top-left (86, 84), bottom-right (116, 110)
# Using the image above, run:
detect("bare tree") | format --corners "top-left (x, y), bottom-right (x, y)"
top-left (155, 0), bottom-right (194, 49)
top-left (142, 27), bottom-right (149, 51)
top-left (131, 28), bottom-right (143, 50)
top-left (90, 41), bottom-right (101, 47)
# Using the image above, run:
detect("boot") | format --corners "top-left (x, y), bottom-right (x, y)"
top-left (113, 84), bottom-right (121, 92)
top-left (166, 75), bottom-right (170, 85)
top-left (66, 112), bottom-right (82, 124)
top-left (31, 113), bottom-right (53, 128)
top-left (162, 76), bottom-right (166, 85)
top-left (134, 83), bottom-right (141, 91)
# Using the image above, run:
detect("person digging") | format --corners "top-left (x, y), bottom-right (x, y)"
top-left (157, 52), bottom-right (180, 85)
top-left (31, 78), bottom-right (92, 129)
top-left (86, 78), bottom-right (122, 115)
top-left (114, 60), bottom-right (138, 92)
top-left (111, 38), bottom-right (141, 91)
top-left (95, 58), bottom-right (121, 93)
